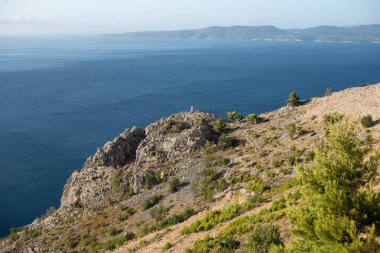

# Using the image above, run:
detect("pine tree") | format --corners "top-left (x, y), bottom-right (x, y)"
top-left (286, 92), bottom-right (300, 107)
top-left (273, 121), bottom-right (380, 253)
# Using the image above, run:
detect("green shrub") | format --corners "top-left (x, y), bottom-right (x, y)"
top-left (156, 208), bottom-right (195, 230)
top-left (164, 119), bottom-right (191, 133)
top-left (279, 122), bottom-right (380, 252)
top-left (142, 195), bottom-right (163, 210)
top-left (323, 112), bottom-right (343, 125)
top-left (218, 134), bottom-right (234, 149)
top-left (246, 113), bottom-right (259, 124)
top-left (150, 205), bottom-right (168, 221)
top-left (145, 171), bottom-right (162, 189)
top-left (286, 124), bottom-right (302, 139)
top-left (305, 150), bottom-right (315, 161)
top-left (162, 242), bottom-right (172, 251)
top-left (246, 225), bottom-right (283, 253)
top-left (248, 178), bottom-right (267, 193)
top-left (361, 115), bottom-right (373, 128)
top-left (227, 111), bottom-right (243, 121)
top-left (286, 91), bottom-right (300, 107)
top-left (108, 227), bottom-right (120, 236)
top-left (271, 159), bottom-right (282, 168)
top-left (213, 118), bottom-right (226, 134)
top-left (168, 177), bottom-right (181, 193)
top-left (185, 203), bottom-right (244, 233)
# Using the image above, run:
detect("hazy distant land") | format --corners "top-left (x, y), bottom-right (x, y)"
top-left (106, 24), bottom-right (380, 43)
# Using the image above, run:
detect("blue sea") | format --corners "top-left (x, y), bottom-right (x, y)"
top-left (0, 36), bottom-right (380, 236)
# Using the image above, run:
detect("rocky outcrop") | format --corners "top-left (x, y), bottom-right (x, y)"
top-left (59, 113), bottom-right (219, 208)
top-left (60, 127), bottom-right (145, 208)
top-left (130, 112), bottom-right (219, 190)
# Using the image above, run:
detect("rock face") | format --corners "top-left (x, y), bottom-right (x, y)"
top-left (60, 113), bottom-right (218, 208)
top-left (60, 127), bottom-right (146, 208)
top-left (130, 112), bottom-right (219, 190)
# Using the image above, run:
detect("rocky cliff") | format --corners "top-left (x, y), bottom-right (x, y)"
top-left (1, 83), bottom-right (379, 253)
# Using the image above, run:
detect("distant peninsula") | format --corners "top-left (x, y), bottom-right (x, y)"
top-left (106, 24), bottom-right (380, 43)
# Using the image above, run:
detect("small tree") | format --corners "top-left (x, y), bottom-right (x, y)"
top-left (247, 113), bottom-right (259, 124)
top-left (286, 92), bottom-right (300, 107)
top-left (213, 118), bottom-right (226, 134)
top-left (276, 122), bottom-right (380, 252)
top-left (168, 178), bottom-right (181, 193)
top-left (361, 115), bottom-right (373, 128)
top-left (227, 111), bottom-right (243, 121)
top-left (287, 124), bottom-right (303, 140)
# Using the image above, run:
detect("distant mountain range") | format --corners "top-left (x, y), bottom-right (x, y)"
top-left (106, 24), bottom-right (380, 43)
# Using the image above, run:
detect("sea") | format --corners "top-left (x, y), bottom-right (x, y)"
top-left (0, 36), bottom-right (380, 236)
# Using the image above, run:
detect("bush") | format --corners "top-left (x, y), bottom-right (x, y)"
top-left (246, 113), bottom-right (259, 124)
top-left (162, 242), bottom-right (172, 251)
top-left (150, 205), bottom-right (168, 221)
top-left (248, 178), bottom-right (267, 193)
top-left (164, 119), bottom-right (191, 133)
top-left (213, 118), bottom-right (226, 134)
top-left (286, 91), bottom-right (300, 107)
top-left (227, 111), bottom-right (243, 121)
top-left (218, 134), bottom-right (234, 149)
top-left (246, 225), bottom-right (283, 252)
top-left (361, 115), bottom-right (373, 128)
top-left (144, 171), bottom-right (162, 189)
top-left (168, 177), bottom-right (181, 193)
top-left (323, 112), bottom-right (343, 125)
top-left (142, 195), bottom-right (163, 210)
top-left (280, 122), bottom-right (380, 252)
top-left (287, 124), bottom-right (302, 139)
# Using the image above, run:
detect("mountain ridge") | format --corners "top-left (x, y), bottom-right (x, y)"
top-left (106, 24), bottom-right (380, 43)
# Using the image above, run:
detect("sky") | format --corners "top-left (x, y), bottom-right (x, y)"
top-left (1, 0), bottom-right (380, 35)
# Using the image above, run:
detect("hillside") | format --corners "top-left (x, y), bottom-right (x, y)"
top-left (1, 83), bottom-right (380, 253)
top-left (106, 24), bottom-right (380, 43)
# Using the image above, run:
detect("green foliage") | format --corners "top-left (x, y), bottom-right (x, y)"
top-left (305, 150), bottom-right (315, 161)
top-left (246, 225), bottom-right (283, 253)
top-left (107, 227), bottom-right (120, 236)
top-left (247, 113), bottom-right (259, 124)
top-left (150, 205), bottom-right (168, 222)
top-left (248, 178), bottom-right (267, 193)
top-left (361, 115), bottom-right (373, 128)
top-left (281, 122), bottom-right (380, 252)
top-left (184, 203), bottom-right (245, 234)
top-left (142, 195), bottom-right (163, 210)
top-left (271, 159), bottom-right (282, 168)
top-left (193, 235), bottom-right (239, 253)
top-left (145, 171), bottom-right (163, 189)
top-left (168, 177), bottom-right (181, 193)
top-left (155, 208), bottom-right (195, 229)
top-left (286, 124), bottom-right (303, 140)
top-left (110, 173), bottom-right (122, 190)
top-left (101, 232), bottom-right (135, 251)
top-left (323, 112), bottom-right (343, 125)
top-left (214, 118), bottom-right (227, 134)
top-left (227, 111), bottom-right (243, 121)
top-left (164, 119), bottom-right (191, 133)
top-left (218, 134), bottom-right (234, 149)
top-left (286, 92), bottom-right (300, 107)
top-left (162, 242), bottom-right (172, 251)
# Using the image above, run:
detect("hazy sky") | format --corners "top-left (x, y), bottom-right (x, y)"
top-left (1, 0), bottom-right (380, 35)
